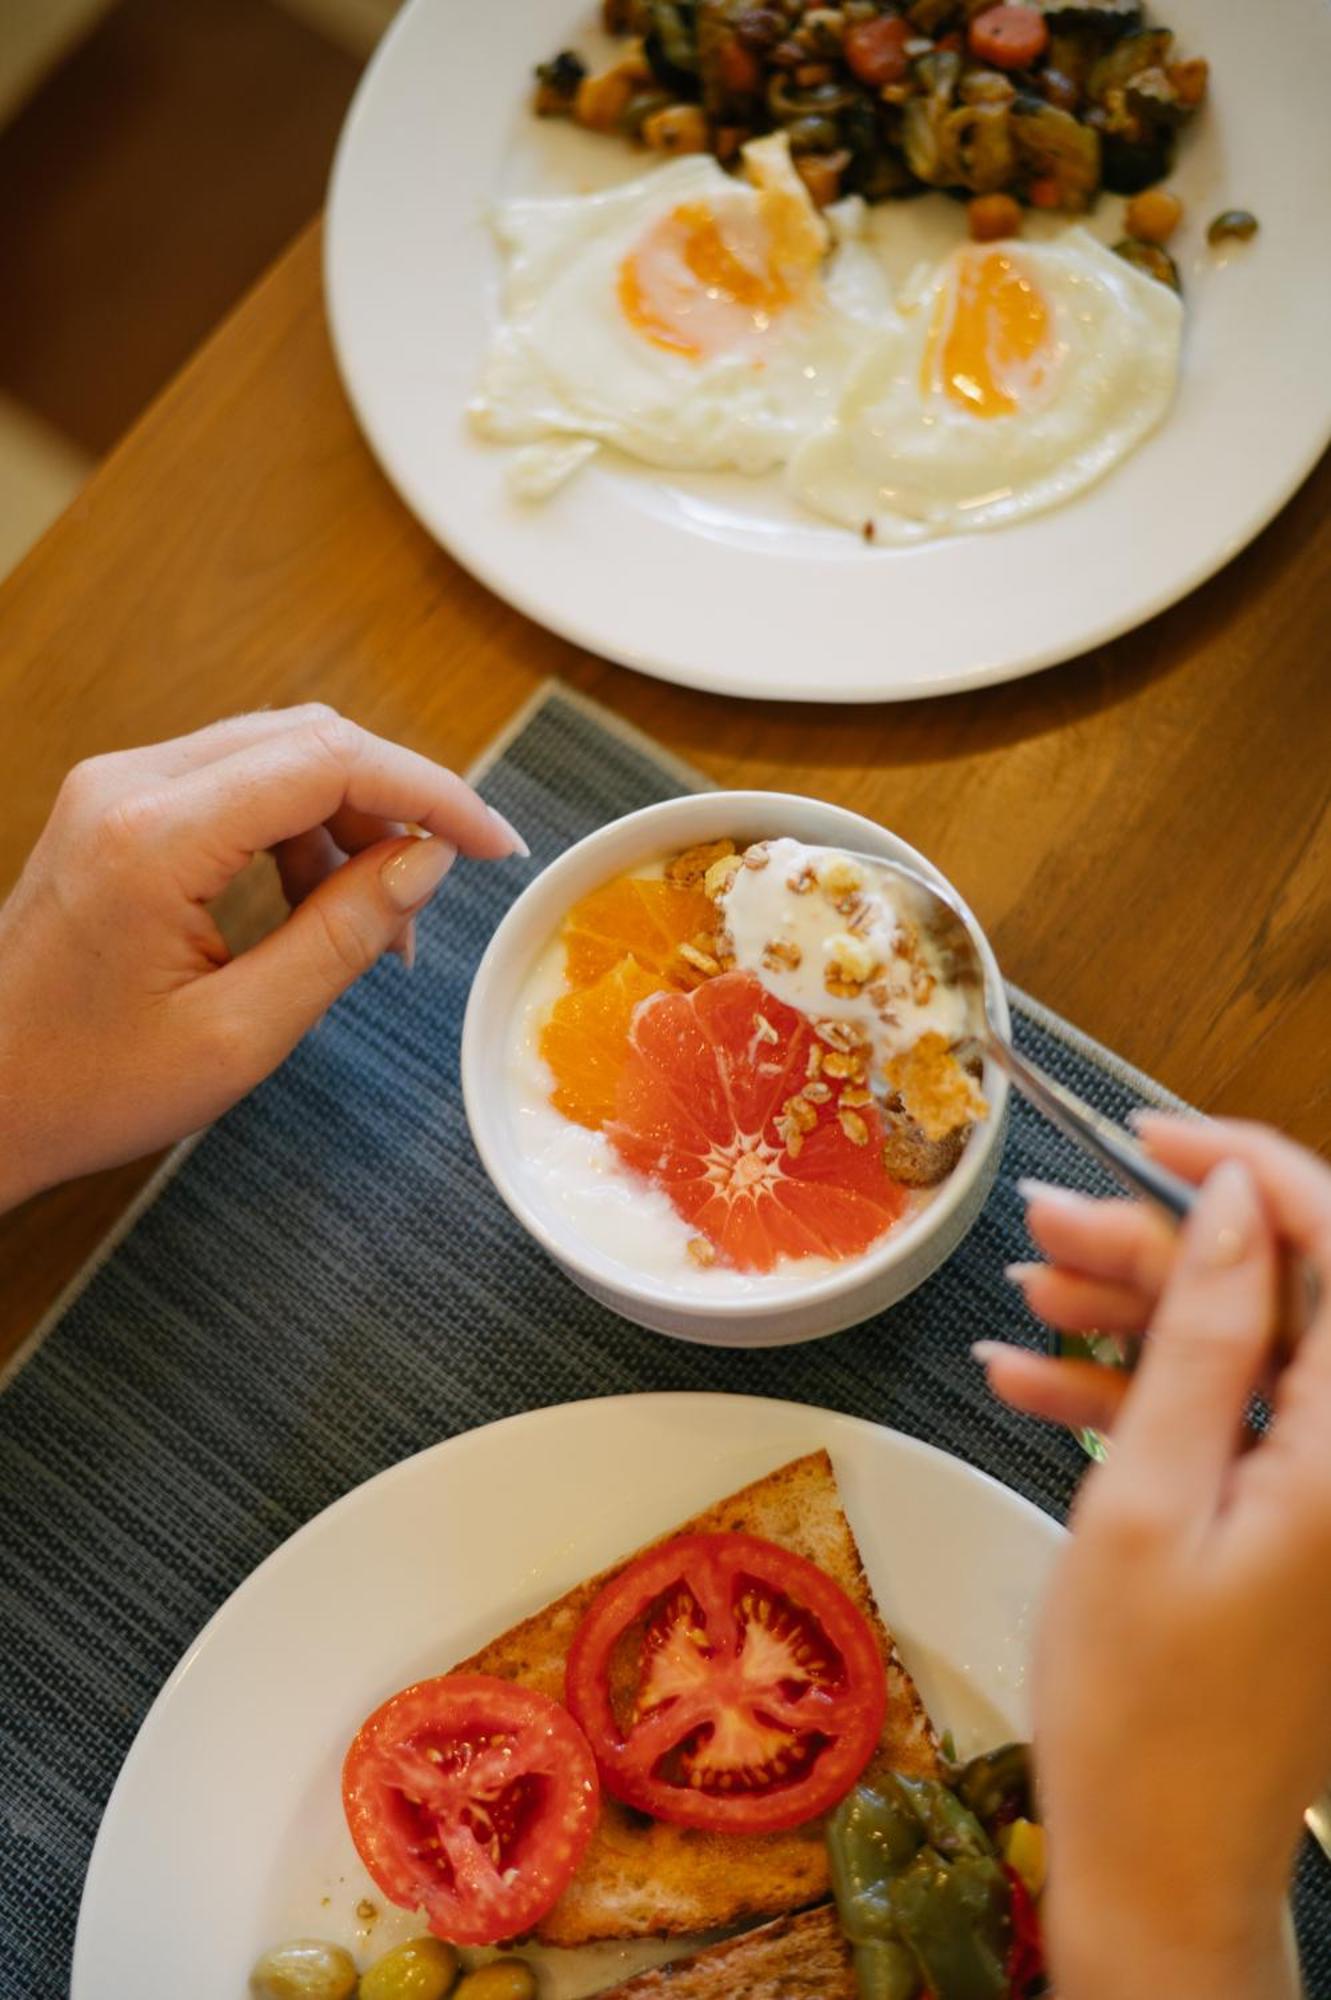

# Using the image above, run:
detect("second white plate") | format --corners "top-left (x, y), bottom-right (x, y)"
top-left (73, 1392), bottom-right (1064, 1998)
top-left (326, 0), bottom-right (1331, 701)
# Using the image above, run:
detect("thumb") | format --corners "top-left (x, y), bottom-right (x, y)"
top-left (190, 834), bottom-right (456, 1085)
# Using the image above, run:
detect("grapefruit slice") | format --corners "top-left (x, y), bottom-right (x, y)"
top-left (608, 972), bottom-right (908, 1272)
top-left (561, 876), bottom-right (717, 991)
top-left (541, 955), bottom-right (665, 1131)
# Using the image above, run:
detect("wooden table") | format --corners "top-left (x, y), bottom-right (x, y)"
top-left (2, 220), bottom-right (1328, 1368)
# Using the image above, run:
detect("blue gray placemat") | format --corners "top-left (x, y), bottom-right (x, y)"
top-left (2, 685), bottom-right (1326, 1998)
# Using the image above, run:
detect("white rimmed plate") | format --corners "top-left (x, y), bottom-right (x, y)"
top-left (325, 0), bottom-right (1331, 701)
top-left (73, 1392), bottom-right (1063, 1998)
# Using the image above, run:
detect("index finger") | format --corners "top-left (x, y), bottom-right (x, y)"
top-left (1110, 1159), bottom-right (1276, 1521)
top-left (1134, 1113), bottom-right (1331, 1255)
top-left (149, 716), bottom-right (526, 897)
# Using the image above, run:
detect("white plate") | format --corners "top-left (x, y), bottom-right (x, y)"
top-left (73, 1392), bottom-right (1063, 1998)
top-left (325, 0), bottom-right (1331, 702)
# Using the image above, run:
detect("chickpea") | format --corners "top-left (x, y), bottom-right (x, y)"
top-left (1125, 187), bottom-right (1183, 245)
top-left (452, 1961), bottom-right (539, 2000)
top-left (360, 1935), bottom-right (460, 2000)
top-left (967, 193), bottom-right (1023, 243)
top-left (250, 1940), bottom-right (358, 2000)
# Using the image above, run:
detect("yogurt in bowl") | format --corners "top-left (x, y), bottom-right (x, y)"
top-left (462, 793), bottom-right (1009, 1346)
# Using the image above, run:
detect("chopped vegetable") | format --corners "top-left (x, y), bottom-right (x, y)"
top-left (1208, 207), bottom-right (1259, 245)
top-left (1087, 27), bottom-right (1173, 100)
top-left (968, 7), bottom-right (1050, 73)
top-left (797, 148), bottom-right (853, 206)
top-left (642, 102), bottom-right (710, 152)
top-left (531, 0), bottom-right (1208, 212)
top-left (1003, 1865), bottom-right (1047, 1994)
top-left (827, 1768), bottom-right (1047, 1999)
top-left (844, 15), bottom-right (913, 88)
top-left (1114, 234), bottom-right (1181, 288)
top-left (574, 67), bottom-right (636, 133)
top-left (998, 1816), bottom-right (1048, 1898)
top-left (1040, 0), bottom-right (1143, 29)
top-left (1010, 95), bottom-right (1101, 210)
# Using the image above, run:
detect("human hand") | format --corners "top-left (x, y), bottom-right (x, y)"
top-left (978, 1125), bottom-right (1331, 2000)
top-left (0, 706), bottom-right (525, 1212)
top-left (981, 1117), bottom-right (1323, 1433)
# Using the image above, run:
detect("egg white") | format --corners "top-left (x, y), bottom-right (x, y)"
top-left (788, 229), bottom-right (1183, 541)
top-left (471, 140), bottom-right (893, 493)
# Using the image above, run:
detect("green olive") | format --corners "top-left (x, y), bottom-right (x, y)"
top-left (360, 1935), bottom-right (460, 2000)
top-left (249, 1940), bottom-right (359, 2000)
top-left (452, 1960), bottom-right (539, 2000)
top-left (1207, 208), bottom-right (1259, 246)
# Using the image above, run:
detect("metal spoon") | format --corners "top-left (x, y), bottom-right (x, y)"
top-left (842, 850), bottom-right (1198, 1213)
top-left (847, 848), bottom-right (1318, 1343)
top-left (848, 849), bottom-right (1331, 1864)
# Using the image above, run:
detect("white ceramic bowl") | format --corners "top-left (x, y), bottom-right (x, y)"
top-left (462, 792), bottom-right (1009, 1346)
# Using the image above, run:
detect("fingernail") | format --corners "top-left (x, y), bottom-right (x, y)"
top-left (487, 805), bottom-right (530, 858)
top-left (1004, 1261), bottom-right (1042, 1285)
top-left (1017, 1178), bottom-right (1087, 1208)
top-left (971, 1341), bottom-right (1005, 1366)
top-left (382, 837), bottom-right (456, 912)
top-left (390, 920), bottom-right (417, 970)
top-left (1193, 1159), bottom-right (1259, 1268)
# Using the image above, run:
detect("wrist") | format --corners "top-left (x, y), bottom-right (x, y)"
top-left (1048, 1885), bottom-right (1299, 2000)
top-left (0, 1022), bottom-right (45, 1214)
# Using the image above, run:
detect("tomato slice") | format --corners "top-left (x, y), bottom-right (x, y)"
top-left (342, 1674), bottom-right (599, 1946)
top-left (565, 1532), bottom-right (887, 1835)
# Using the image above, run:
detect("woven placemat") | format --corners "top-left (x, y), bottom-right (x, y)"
top-left (2, 685), bottom-right (1326, 1997)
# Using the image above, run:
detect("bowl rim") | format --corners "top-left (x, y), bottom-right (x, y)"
top-left (461, 789), bottom-right (1010, 1322)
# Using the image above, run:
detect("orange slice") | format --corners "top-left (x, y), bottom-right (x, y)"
top-left (561, 876), bottom-right (717, 992)
top-left (541, 955), bottom-right (666, 1131)
top-left (608, 971), bottom-right (907, 1273)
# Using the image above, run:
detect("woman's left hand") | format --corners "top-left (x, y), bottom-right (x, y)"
top-left (0, 706), bottom-right (525, 1211)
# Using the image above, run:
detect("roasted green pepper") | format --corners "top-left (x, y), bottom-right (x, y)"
top-left (828, 1759), bottom-right (1041, 2000)
top-left (892, 1850), bottom-right (1011, 1998)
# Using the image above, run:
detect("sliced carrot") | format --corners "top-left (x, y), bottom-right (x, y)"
top-left (844, 15), bottom-right (912, 89)
top-left (968, 5), bottom-right (1049, 71)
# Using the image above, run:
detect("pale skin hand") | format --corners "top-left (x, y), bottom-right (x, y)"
top-left (977, 1119), bottom-right (1331, 2000)
top-left (0, 706), bottom-right (527, 1214)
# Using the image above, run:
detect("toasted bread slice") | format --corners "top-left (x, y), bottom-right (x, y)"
top-left (596, 1906), bottom-right (855, 1998)
top-left (451, 1450), bottom-right (938, 1946)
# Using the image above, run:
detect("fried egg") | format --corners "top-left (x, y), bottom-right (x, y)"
top-left (788, 230), bottom-right (1182, 541)
top-left (471, 136), bottom-right (891, 492)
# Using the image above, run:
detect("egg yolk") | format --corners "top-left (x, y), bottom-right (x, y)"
top-left (924, 249), bottom-right (1053, 418)
top-left (618, 197), bottom-right (814, 361)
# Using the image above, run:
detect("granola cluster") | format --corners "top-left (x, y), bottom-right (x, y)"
top-left (664, 837), bottom-right (740, 985)
top-left (659, 834), bottom-right (985, 1184)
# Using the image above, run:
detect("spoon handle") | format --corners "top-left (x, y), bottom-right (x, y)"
top-left (990, 1035), bottom-right (1320, 1350)
top-left (984, 1036), bottom-right (1197, 1217)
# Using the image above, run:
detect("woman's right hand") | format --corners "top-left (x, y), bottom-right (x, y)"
top-left (978, 1123), bottom-right (1331, 1999)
